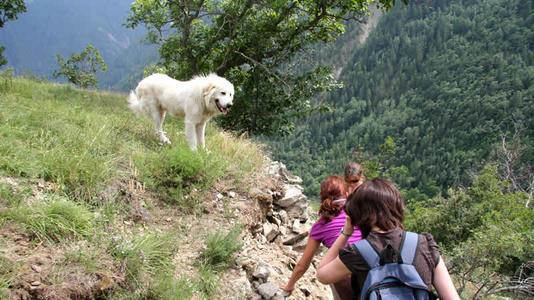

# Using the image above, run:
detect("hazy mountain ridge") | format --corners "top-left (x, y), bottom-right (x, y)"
top-left (0, 0), bottom-right (156, 90)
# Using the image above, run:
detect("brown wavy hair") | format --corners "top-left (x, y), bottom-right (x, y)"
top-left (318, 175), bottom-right (348, 222)
top-left (344, 162), bottom-right (365, 194)
top-left (344, 178), bottom-right (405, 237)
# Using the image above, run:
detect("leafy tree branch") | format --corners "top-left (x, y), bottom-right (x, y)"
top-left (126, 0), bottom-right (402, 134)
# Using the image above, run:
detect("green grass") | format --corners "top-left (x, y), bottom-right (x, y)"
top-left (0, 196), bottom-right (94, 242)
top-left (147, 275), bottom-right (195, 300)
top-left (0, 182), bottom-right (31, 207)
top-left (109, 232), bottom-right (177, 289)
top-left (137, 145), bottom-right (226, 212)
top-left (0, 255), bottom-right (20, 298)
top-left (63, 243), bottom-right (103, 273)
top-left (194, 265), bottom-right (219, 297)
top-left (116, 226), bottom-right (246, 299)
top-left (0, 75), bottom-right (265, 298)
top-left (198, 225), bottom-right (243, 271)
top-left (0, 80), bottom-right (136, 201)
top-left (0, 75), bottom-right (264, 205)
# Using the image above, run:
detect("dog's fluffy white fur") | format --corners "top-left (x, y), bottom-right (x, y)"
top-left (128, 73), bottom-right (235, 150)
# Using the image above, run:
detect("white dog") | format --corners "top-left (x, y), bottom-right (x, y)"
top-left (128, 73), bottom-right (235, 150)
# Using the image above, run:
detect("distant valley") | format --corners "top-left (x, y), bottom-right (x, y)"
top-left (0, 0), bottom-right (156, 90)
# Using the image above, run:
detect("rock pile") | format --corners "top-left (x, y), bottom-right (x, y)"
top-left (254, 161), bottom-right (312, 251)
top-left (230, 160), bottom-right (331, 299)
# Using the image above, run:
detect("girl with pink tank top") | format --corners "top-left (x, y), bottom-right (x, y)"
top-left (281, 175), bottom-right (362, 300)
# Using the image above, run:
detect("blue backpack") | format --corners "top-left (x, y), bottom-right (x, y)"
top-left (351, 232), bottom-right (436, 300)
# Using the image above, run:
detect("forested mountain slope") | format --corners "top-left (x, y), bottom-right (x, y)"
top-left (0, 0), bottom-right (155, 90)
top-left (269, 0), bottom-right (534, 198)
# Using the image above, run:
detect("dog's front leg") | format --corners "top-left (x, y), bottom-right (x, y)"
top-left (185, 121), bottom-right (198, 151)
top-left (196, 121), bottom-right (207, 150)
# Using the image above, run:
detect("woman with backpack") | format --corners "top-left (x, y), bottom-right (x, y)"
top-left (280, 175), bottom-right (362, 299)
top-left (316, 178), bottom-right (460, 300)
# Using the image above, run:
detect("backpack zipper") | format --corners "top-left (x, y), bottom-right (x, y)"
top-left (367, 281), bottom-right (421, 299)
top-left (375, 281), bottom-right (406, 289)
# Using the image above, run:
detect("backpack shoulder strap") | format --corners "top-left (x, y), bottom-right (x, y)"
top-left (351, 239), bottom-right (380, 268)
top-left (400, 231), bottom-right (419, 265)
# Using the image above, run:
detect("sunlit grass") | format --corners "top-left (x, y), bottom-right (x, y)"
top-left (0, 74), bottom-right (265, 299)
top-left (0, 75), bottom-right (264, 204)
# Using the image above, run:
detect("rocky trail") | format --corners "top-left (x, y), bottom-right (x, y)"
top-left (227, 160), bottom-right (331, 299)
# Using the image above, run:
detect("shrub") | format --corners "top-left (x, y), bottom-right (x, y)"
top-left (406, 165), bottom-right (534, 298)
top-left (138, 145), bottom-right (226, 210)
top-left (53, 44), bottom-right (107, 88)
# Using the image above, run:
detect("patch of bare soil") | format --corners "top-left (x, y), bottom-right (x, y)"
top-left (0, 176), bottom-right (59, 206)
top-left (1, 223), bottom-right (117, 300)
top-left (0, 176), bottom-right (119, 300)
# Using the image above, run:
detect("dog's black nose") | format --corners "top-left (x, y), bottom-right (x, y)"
top-left (226, 103), bottom-right (232, 108)
top-left (215, 98), bottom-right (219, 103)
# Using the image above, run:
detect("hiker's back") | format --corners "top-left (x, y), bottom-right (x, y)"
top-left (339, 228), bottom-right (441, 300)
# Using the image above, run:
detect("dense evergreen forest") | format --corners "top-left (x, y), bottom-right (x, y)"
top-left (266, 2), bottom-right (534, 295)
top-left (268, 0), bottom-right (534, 199)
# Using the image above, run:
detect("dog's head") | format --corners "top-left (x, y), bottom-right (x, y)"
top-left (202, 74), bottom-right (235, 115)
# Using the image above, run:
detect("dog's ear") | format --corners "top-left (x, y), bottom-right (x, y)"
top-left (203, 83), bottom-right (215, 96)
top-left (203, 83), bottom-right (216, 106)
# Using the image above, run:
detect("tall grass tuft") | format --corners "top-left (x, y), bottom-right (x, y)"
top-left (148, 274), bottom-right (195, 300)
top-left (0, 196), bottom-right (94, 242)
top-left (0, 68), bottom-right (14, 94)
top-left (194, 264), bottom-right (219, 297)
top-left (109, 232), bottom-right (177, 289)
top-left (0, 256), bottom-right (19, 299)
top-left (0, 182), bottom-right (31, 207)
top-left (207, 131), bottom-right (265, 181)
top-left (198, 225), bottom-right (243, 271)
top-left (63, 243), bottom-right (102, 272)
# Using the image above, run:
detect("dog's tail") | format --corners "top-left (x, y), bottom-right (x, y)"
top-left (127, 90), bottom-right (144, 116)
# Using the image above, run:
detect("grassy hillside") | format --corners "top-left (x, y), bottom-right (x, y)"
top-left (0, 72), bottom-right (264, 299)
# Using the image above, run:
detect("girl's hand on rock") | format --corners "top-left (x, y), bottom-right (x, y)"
top-left (280, 285), bottom-right (293, 295)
